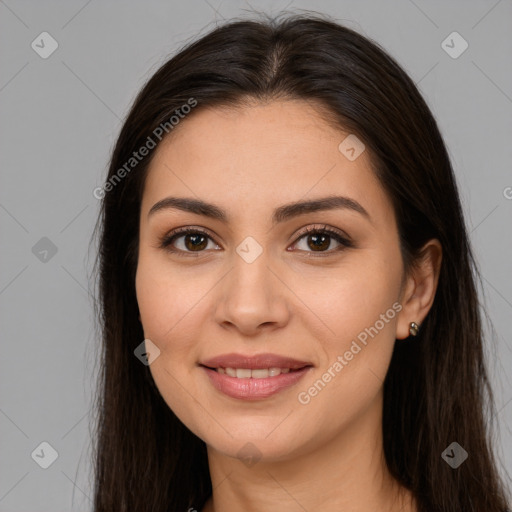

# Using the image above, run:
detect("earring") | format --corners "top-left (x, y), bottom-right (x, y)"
top-left (409, 322), bottom-right (420, 336)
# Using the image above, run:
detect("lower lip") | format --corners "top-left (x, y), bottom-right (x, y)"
top-left (201, 366), bottom-right (312, 400)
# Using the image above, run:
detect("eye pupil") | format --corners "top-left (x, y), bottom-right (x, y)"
top-left (308, 233), bottom-right (330, 251)
top-left (185, 233), bottom-right (208, 251)
top-left (163, 227), bottom-right (348, 256)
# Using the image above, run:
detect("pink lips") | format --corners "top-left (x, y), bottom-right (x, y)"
top-left (201, 352), bottom-right (312, 370)
top-left (200, 352), bottom-right (313, 400)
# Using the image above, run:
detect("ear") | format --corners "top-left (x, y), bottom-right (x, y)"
top-left (396, 239), bottom-right (442, 339)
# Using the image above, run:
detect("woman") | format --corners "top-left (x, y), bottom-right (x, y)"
top-left (91, 12), bottom-right (511, 512)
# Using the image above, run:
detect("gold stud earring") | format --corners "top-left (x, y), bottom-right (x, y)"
top-left (409, 322), bottom-right (420, 336)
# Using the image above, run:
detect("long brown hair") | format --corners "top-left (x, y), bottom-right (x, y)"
top-left (90, 12), bottom-right (511, 511)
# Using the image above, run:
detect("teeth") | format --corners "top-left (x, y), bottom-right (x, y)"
top-left (217, 367), bottom-right (294, 378)
top-left (252, 368), bottom-right (271, 378)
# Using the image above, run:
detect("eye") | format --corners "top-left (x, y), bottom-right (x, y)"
top-left (290, 224), bottom-right (353, 255)
top-left (158, 224), bottom-right (353, 257)
top-left (158, 227), bottom-right (220, 256)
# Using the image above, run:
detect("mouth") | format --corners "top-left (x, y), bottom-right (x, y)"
top-left (200, 352), bottom-right (313, 372)
top-left (198, 353), bottom-right (314, 400)
top-left (201, 365), bottom-right (310, 378)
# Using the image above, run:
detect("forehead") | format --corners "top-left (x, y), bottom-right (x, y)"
top-left (141, 99), bottom-right (394, 227)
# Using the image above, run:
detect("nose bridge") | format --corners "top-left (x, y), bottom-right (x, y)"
top-left (230, 236), bottom-right (275, 302)
top-left (214, 233), bottom-right (289, 331)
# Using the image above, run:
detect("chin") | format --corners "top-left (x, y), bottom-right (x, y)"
top-left (205, 434), bottom-right (304, 465)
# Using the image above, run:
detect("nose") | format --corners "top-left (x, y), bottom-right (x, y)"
top-left (214, 248), bottom-right (290, 336)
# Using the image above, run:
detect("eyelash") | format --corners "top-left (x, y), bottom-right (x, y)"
top-left (158, 224), bottom-right (354, 258)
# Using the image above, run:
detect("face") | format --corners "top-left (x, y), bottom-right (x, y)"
top-left (135, 99), bottom-right (407, 462)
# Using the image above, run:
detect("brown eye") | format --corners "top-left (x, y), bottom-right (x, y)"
top-left (159, 225), bottom-right (353, 257)
top-left (159, 228), bottom-right (219, 254)
top-left (182, 232), bottom-right (208, 251)
top-left (292, 226), bottom-right (353, 254)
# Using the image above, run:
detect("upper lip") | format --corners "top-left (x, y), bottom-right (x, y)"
top-left (200, 353), bottom-right (313, 370)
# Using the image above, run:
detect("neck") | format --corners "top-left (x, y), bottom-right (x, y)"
top-left (201, 391), bottom-right (417, 512)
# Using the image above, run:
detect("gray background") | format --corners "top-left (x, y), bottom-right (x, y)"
top-left (1, 0), bottom-right (511, 510)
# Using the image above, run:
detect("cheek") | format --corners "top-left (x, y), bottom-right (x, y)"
top-left (135, 256), bottom-right (211, 435)
top-left (294, 252), bottom-right (402, 410)
top-left (295, 250), bottom-right (402, 346)
top-left (135, 253), bottom-right (204, 346)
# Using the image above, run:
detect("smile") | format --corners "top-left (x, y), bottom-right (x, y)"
top-left (214, 367), bottom-right (293, 378)
top-left (201, 365), bottom-right (312, 400)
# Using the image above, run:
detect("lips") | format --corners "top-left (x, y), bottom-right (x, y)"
top-left (199, 353), bottom-right (314, 400)
top-left (201, 365), bottom-right (313, 400)
top-left (200, 352), bottom-right (313, 371)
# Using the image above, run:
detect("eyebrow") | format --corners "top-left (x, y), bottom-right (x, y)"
top-left (148, 195), bottom-right (371, 224)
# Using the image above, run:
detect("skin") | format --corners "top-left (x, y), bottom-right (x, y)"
top-left (135, 99), bottom-right (442, 512)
